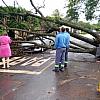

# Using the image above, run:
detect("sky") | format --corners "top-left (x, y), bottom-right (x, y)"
top-left (0, 0), bottom-right (67, 17)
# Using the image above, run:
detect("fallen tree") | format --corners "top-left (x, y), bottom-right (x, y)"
top-left (0, 12), bottom-right (100, 56)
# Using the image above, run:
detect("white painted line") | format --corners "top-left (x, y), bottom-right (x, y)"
top-left (21, 57), bottom-right (38, 66)
top-left (40, 61), bottom-right (54, 73)
top-left (0, 60), bottom-right (54, 75)
top-left (10, 57), bottom-right (28, 65)
top-left (0, 69), bottom-right (40, 75)
top-left (32, 57), bottom-right (51, 66)
top-left (0, 57), bottom-right (22, 65)
top-left (10, 57), bottom-right (21, 61)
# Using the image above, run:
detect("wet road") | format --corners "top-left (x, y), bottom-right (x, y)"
top-left (0, 50), bottom-right (100, 100)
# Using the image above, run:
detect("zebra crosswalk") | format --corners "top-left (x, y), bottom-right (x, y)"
top-left (0, 56), bottom-right (54, 75)
top-left (0, 56), bottom-right (51, 67)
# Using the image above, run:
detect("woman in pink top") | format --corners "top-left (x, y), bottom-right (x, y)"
top-left (0, 28), bottom-right (12, 68)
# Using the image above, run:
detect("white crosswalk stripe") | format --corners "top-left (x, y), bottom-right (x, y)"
top-left (0, 61), bottom-right (54, 75)
top-left (32, 57), bottom-right (51, 66)
top-left (0, 52), bottom-right (54, 75)
top-left (21, 57), bottom-right (43, 66)
top-left (0, 69), bottom-right (41, 75)
top-left (10, 57), bottom-right (29, 65)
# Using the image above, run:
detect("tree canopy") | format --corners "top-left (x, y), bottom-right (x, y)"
top-left (66, 0), bottom-right (100, 22)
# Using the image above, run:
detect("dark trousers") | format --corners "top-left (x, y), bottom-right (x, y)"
top-left (65, 48), bottom-right (69, 63)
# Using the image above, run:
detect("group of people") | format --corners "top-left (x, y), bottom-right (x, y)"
top-left (0, 25), bottom-right (70, 71)
top-left (53, 26), bottom-right (70, 72)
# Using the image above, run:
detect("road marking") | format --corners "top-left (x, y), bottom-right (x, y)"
top-left (0, 57), bottom-right (51, 67)
top-left (0, 57), bottom-right (23, 65)
top-left (10, 57), bottom-right (29, 65)
top-left (39, 61), bottom-right (54, 73)
top-left (10, 57), bottom-right (22, 61)
top-left (0, 69), bottom-right (40, 75)
top-left (0, 61), bottom-right (54, 75)
top-left (21, 57), bottom-right (38, 66)
top-left (31, 57), bottom-right (51, 66)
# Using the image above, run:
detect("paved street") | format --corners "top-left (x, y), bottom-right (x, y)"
top-left (0, 50), bottom-right (100, 100)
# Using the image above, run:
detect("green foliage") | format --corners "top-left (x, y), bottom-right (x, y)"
top-left (92, 22), bottom-right (100, 31)
top-left (44, 16), bottom-right (60, 30)
top-left (51, 9), bottom-right (63, 21)
top-left (77, 20), bottom-right (100, 33)
top-left (0, 6), bottom-right (41, 30)
top-left (0, 25), bottom-right (6, 35)
top-left (33, 18), bottom-right (41, 30)
top-left (66, 0), bottom-right (100, 21)
top-left (0, 6), bottom-right (27, 13)
top-left (42, 10), bottom-right (63, 31)
top-left (66, 8), bottom-right (79, 22)
top-left (66, 0), bottom-right (79, 22)
top-left (85, 0), bottom-right (99, 20)
top-left (77, 21), bottom-right (93, 29)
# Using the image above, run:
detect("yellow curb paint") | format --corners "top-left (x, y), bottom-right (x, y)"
top-left (97, 82), bottom-right (100, 92)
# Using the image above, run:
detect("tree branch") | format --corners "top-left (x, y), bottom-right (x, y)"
top-left (30, 0), bottom-right (44, 17)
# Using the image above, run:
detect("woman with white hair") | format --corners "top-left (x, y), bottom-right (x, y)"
top-left (0, 26), bottom-right (12, 68)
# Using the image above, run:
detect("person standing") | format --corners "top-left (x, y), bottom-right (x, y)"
top-left (64, 28), bottom-right (70, 68)
top-left (56, 27), bottom-right (61, 35)
top-left (0, 26), bottom-right (12, 68)
top-left (53, 27), bottom-right (68, 72)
